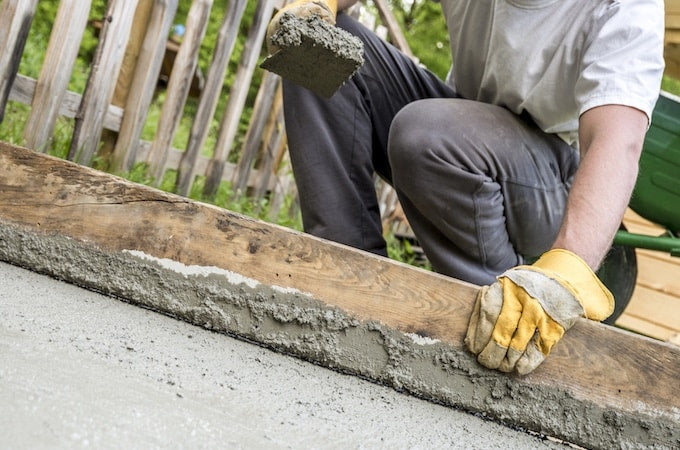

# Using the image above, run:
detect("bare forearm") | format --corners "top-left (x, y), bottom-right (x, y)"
top-left (551, 105), bottom-right (647, 270)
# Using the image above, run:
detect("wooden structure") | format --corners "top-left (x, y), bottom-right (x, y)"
top-left (620, 210), bottom-right (680, 344)
top-left (667, 0), bottom-right (680, 78)
top-left (0, 0), bottom-right (294, 219)
top-left (0, 141), bottom-right (678, 449)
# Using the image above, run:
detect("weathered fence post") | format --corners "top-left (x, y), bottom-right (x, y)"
top-left (372, 0), bottom-right (414, 59)
top-left (202, 0), bottom-right (275, 199)
top-left (0, 0), bottom-right (38, 123)
top-left (176, 0), bottom-right (249, 197)
top-left (268, 151), bottom-right (297, 223)
top-left (252, 99), bottom-right (285, 201)
top-left (110, 0), bottom-right (179, 174)
top-left (22, 0), bottom-right (92, 152)
top-left (68, 0), bottom-right (139, 166)
top-left (146, 0), bottom-right (213, 186)
top-left (98, 0), bottom-right (155, 167)
top-left (231, 70), bottom-right (280, 198)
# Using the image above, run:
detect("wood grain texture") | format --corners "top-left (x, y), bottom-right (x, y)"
top-left (9, 74), bottom-right (124, 131)
top-left (625, 286), bottom-right (680, 332)
top-left (68, 0), bottom-right (139, 165)
top-left (233, 71), bottom-right (280, 195)
top-left (621, 209), bottom-right (680, 341)
top-left (7, 72), bottom-right (273, 191)
top-left (23, 0), bottom-right (91, 151)
top-left (146, 0), bottom-right (213, 184)
top-left (618, 313), bottom-right (678, 342)
top-left (0, 141), bottom-right (678, 420)
top-left (176, 0), bottom-right (248, 197)
top-left (636, 252), bottom-right (680, 293)
top-left (203, 0), bottom-right (274, 197)
top-left (0, 0), bottom-right (38, 122)
top-left (111, 0), bottom-right (179, 173)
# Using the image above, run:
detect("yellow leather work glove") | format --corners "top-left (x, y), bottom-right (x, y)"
top-left (266, 0), bottom-right (339, 55)
top-left (465, 249), bottom-right (614, 375)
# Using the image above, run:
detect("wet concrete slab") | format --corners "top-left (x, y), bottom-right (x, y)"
top-left (0, 261), bottom-right (567, 449)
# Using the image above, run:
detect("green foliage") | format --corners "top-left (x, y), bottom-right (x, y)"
top-left (120, 162), bottom-right (154, 185)
top-left (362, 0), bottom-right (450, 80)
top-left (0, 102), bottom-right (30, 147)
top-left (186, 175), bottom-right (303, 231)
top-left (662, 75), bottom-right (680, 96)
top-left (386, 0), bottom-right (451, 79)
top-left (385, 232), bottom-right (432, 270)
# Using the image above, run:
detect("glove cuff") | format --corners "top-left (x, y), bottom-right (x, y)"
top-left (530, 249), bottom-right (614, 321)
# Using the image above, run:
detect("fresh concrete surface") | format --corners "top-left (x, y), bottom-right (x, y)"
top-left (0, 261), bottom-right (567, 449)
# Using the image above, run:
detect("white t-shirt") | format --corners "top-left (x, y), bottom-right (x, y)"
top-left (439, 0), bottom-right (665, 145)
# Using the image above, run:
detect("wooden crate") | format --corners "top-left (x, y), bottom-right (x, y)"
top-left (667, 0), bottom-right (680, 78)
top-left (618, 209), bottom-right (680, 345)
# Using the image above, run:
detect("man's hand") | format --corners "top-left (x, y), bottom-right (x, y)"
top-left (465, 249), bottom-right (614, 375)
top-left (266, 0), bottom-right (338, 55)
top-left (466, 105), bottom-right (648, 375)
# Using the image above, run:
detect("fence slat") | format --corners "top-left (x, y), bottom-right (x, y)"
top-left (22, 0), bottom-right (92, 152)
top-left (176, 0), bottom-right (248, 197)
top-left (232, 71), bottom-right (280, 197)
top-left (203, 0), bottom-right (275, 198)
top-left (111, 0), bottom-right (179, 173)
top-left (146, 0), bottom-right (213, 185)
top-left (68, 0), bottom-right (139, 165)
top-left (0, 0), bottom-right (38, 123)
top-left (267, 150), bottom-right (297, 223)
top-left (253, 103), bottom-right (284, 201)
top-left (372, 0), bottom-right (414, 59)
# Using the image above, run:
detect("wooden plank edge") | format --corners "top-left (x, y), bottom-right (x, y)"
top-left (0, 141), bottom-right (678, 449)
top-left (617, 312), bottom-right (678, 342)
top-left (624, 285), bottom-right (680, 332)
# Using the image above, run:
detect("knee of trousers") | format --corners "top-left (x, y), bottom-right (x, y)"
top-left (388, 100), bottom-right (451, 193)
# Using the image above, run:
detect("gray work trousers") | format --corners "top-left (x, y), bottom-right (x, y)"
top-left (282, 13), bottom-right (579, 285)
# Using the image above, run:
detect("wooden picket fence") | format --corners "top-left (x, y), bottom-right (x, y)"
top-left (0, 0), bottom-right (411, 225)
top-left (0, 0), bottom-right (293, 223)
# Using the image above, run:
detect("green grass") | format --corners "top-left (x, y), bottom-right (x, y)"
top-left (385, 233), bottom-right (432, 271)
top-left (662, 75), bottom-right (680, 95)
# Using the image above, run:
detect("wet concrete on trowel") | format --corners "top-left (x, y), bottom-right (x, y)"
top-left (0, 261), bottom-right (569, 449)
top-left (261, 13), bottom-right (364, 97)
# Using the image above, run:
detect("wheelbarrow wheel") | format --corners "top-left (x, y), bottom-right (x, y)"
top-left (596, 241), bottom-right (637, 325)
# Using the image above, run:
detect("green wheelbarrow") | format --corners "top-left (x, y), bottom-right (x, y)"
top-left (598, 90), bottom-right (680, 324)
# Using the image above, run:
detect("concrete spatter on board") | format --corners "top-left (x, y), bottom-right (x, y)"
top-left (0, 221), bottom-right (678, 450)
top-left (123, 249), bottom-right (311, 297)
